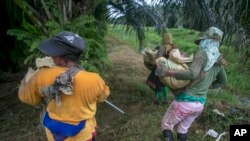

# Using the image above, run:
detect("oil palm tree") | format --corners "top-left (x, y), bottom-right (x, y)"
top-left (155, 0), bottom-right (250, 61)
top-left (108, 0), bottom-right (163, 52)
top-left (9, 0), bottom-right (250, 61)
top-left (7, 0), bottom-right (164, 71)
top-left (7, 0), bottom-right (113, 72)
top-left (9, 0), bottom-right (164, 51)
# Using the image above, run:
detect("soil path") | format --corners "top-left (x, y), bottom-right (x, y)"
top-left (96, 36), bottom-right (153, 140)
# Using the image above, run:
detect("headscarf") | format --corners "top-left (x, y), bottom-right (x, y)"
top-left (199, 39), bottom-right (220, 71)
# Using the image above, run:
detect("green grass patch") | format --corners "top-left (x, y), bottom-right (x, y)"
top-left (108, 24), bottom-right (250, 98)
top-left (108, 25), bottom-right (199, 56)
top-left (100, 25), bottom-right (250, 141)
top-left (2, 25), bottom-right (249, 141)
top-left (107, 25), bottom-right (138, 50)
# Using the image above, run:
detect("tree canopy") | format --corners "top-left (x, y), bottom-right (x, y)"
top-left (2, 0), bottom-right (250, 73)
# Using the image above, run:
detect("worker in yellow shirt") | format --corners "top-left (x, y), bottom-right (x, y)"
top-left (18, 31), bottom-right (110, 141)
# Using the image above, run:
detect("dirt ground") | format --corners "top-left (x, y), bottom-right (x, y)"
top-left (96, 36), bottom-right (153, 140)
top-left (2, 35), bottom-right (248, 141)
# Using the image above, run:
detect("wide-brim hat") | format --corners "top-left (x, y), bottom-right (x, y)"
top-left (195, 27), bottom-right (223, 45)
top-left (38, 31), bottom-right (86, 56)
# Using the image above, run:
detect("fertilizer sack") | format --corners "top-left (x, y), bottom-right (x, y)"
top-left (156, 57), bottom-right (190, 89)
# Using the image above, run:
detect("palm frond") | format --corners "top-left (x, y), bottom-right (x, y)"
top-left (108, 0), bottom-right (163, 51)
top-left (158, 0), bottom-right (250, 61)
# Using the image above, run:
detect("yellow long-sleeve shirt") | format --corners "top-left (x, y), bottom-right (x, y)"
top-left (18, 66), bottom-right (110, 140)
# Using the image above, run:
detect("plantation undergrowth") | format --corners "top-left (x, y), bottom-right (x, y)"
top-left (96, 27), bottom-right (250, 141)
top-left (0, 27), bottom-right (249, 141)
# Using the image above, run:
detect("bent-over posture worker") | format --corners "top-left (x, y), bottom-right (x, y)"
top-left (156, 27), bottom-right (227, 141)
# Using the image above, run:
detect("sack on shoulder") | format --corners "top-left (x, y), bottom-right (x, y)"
top-left (156, 57), bottom-right (190, 89)
top-left (169, 49), bottom-right (193, 64)
top-left (143, 48), bottom-right (158, 70)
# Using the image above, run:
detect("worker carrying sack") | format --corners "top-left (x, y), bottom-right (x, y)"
top-left (156, 57), bottom-right (189, 89)
top-left (143, 46), bottom-right (193, 89)
top-left (155, 49), bottom-right (193, 89)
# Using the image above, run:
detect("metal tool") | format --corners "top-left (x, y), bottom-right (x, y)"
top-left (105, 100), bottom-right (125, 114)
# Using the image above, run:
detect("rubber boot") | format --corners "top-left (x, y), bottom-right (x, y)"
top-left (154, 91), bottom-right (162, 105)
top-left (177, 133), bottom-right (187, 141)
top-left (163, 129), bottom-right (174, 141)
top-left (162, 86), bottom-right (168, 103)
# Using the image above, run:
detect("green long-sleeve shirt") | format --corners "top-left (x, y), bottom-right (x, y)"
top-left (173, 50), bottom-right (227, 103)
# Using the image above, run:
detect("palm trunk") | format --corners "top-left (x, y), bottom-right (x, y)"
top-left (40, 0), bottom-right (54, 20)
top-left (13, 0), bottom-right (47, 34)
top-left (68, 0), bottom-right (72, 19)
top-left (56, 0), bottom-right (64, 23)
top-left (63, 1), bottom-right (68, 22)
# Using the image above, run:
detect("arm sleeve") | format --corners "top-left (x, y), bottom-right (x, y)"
top-left (174, 50), bottom-right (207, 80)
top-left (18, 73), bottom-right (42, 106)
top-left (96, 75), bottom-right (110, 102)
top-left (210, 66), bottom-right (227, 89)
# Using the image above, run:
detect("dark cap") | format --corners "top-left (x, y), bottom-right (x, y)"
top-left (38, 31), bottom-right (86, 56)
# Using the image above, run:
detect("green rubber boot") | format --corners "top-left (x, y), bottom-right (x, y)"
top-left (163, 86), bottom-right (168, 103)
top-left (155, 91), bottom-right (162, 105)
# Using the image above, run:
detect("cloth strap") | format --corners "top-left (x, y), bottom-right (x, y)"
top-left (41, 66), bottom-right (85, 140)
top-left (41, 66), bottom-right (82, 106)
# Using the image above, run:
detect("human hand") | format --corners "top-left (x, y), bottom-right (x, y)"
top-left (219, 58), bottom-right (228, 66)
top-left (217, 56), bottom-right (228, 66)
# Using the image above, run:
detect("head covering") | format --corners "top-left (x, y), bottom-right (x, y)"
top-left (38, 31), bottom-right (86, 57)
top-left (199, 39), bottom-right (221, 71)
top-left (195, 27), bottom-right (223, 45)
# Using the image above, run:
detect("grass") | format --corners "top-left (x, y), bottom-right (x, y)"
top-left (107, 25), bottom-right (139, 50)
top-left (1, 25), bottom-right (249, 141)
top-left (108, 25), bottom-right (199, 55)
top-left (108, 24), bottom-right (250, 99)
top-left (96, 25), bottom-right (250, 141)
top-left (0, 94), bottom-right (46, 141)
